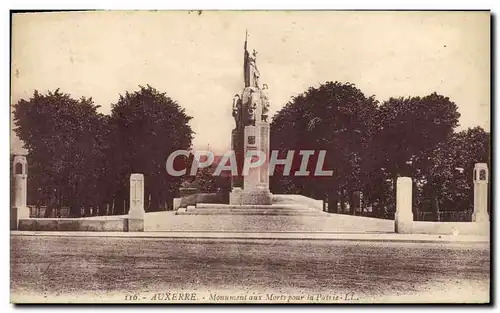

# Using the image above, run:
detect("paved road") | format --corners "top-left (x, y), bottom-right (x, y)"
top-left (11, 236), bottom-right (490, 303)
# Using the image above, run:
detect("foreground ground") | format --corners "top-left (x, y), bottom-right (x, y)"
top-left (11, 236), bottom-right (490, 303)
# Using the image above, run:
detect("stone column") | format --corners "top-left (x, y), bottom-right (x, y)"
top-left (243, 125), bottom-right (259, 189)
top-left (231, 128), bottom-right (244, 188)
top-left (258, 121), bottom-right (270, 189)
top-left (472, 163), bottom-right (489, 222)
top-left (237, 123), bottom-right (272, 205)
top-left (128, 173), bottom-right (144, 231)
top-left (395, 177), bottom-right (413, 233)
top-left (173, 198), bottom-right (182, 211)
top-left (11, 155), bottom-right (29, 230)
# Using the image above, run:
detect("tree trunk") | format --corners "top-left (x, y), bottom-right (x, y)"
top-left (340, 187), bottom-right (345, 213)
top-left (69, 187), bottom-right (80, 217)
top-left (349, 191), bottom-right (355, 215)
top-left (44, 202), bottom-right (54, 218)
top-left (84, 204), bottom-right (91, 217)
top-left (327, 190), bottom-right (338, 213)
top-left (434, 196), bottom-right (440, 222)
top-left (379, 185), bottom-right (386, 218)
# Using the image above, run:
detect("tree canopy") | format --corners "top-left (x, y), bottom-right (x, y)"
top-left (13, 89), bottom-right (108, 216)
top-left (13, 86), bottom-right (194, 215)
top-left (12, 81), bottom-right (489, 219)
top-left (107, 85), bottom-right (193, 212)
top-left (270, 82), bottom-right (488, 217)
top-left (271, 81), bottom-right (378, 204)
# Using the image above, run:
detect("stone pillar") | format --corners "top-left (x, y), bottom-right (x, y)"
top-left (11, 155), bottom-right (29, 230)
top-left (395, 177), bottom-right (413, 233)
top-left (235, 122), bottom-right (272, 205)
top-left (258, 121), bottom-right (270, 189)
top-left (128, 173), bottom-right (144, 231)
top-left (472, 163), bottom-right (489, 222)
top-left (229, 187), bottom-right (243, 205)
top-left (173, 198), bottom-right (182, 211)
top-left (243, 125), bottom-right (260, 189)
top-left (231, 128), bottom-right (244, 188)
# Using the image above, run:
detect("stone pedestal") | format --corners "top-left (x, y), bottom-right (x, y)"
top-left (229, 187), bottom-right (243, 204)
top-left (239, 189), bottom-right (272, 205)
top-left (173, 198), bottom-right (182, 211)
top-left (472, 163), bottom-right (489, 223)
top-left (179, 187), bottom-right (198, 197)
top-left (128, 173), bottom-right (144, 232)
top-left (243, 125), bottom-right (260, 189)
top-left (230, 121), bottom-right (272, 205)
top-left (231, 129), bottom-right (244, 188)
top-left (395, 177), bottom-right (413, 233)
top-left (11, 156), bottom-right (29, 230)
top-left (258, 122), bottom-right (270, 189)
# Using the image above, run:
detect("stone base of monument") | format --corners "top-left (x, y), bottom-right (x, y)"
top-left (175, 203), bottom-right (323, 216)
top-left (229, 188), bottom-right (272, 205)
top-left (127, 218), bottom-right (144, 232)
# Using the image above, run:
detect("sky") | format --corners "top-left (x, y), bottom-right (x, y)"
top-left (11, 11), bottom-right (490, 154)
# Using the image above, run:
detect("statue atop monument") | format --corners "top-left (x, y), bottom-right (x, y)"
top-left (239, 31), bottom-right (270, 127)
top-left (243, 31), bottom-right (260, 88)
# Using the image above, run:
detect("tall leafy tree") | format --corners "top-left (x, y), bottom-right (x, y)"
top-left (271, 85), bottom-right (468, 218)
top-left (374, 93), bottom-right (460, 183)
top-left (270, 81), bottom-right (379, 212)
top-left (419, 127), bottom-right (490, 215)
top-left (13, 89), bottom-right (108, 216)
top-left (108, 85), bottom-right (193, 212)
top-left (369, 93), bottom-right (460, 217)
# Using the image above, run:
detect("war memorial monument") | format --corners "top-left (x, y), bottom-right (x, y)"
top-left (229, 33), bottom-right (272, 205)
top-left (9, 11), bottom-right (490, 304)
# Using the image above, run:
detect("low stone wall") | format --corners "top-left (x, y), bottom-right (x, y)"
top-left (394, 176), bottom-right (490, 237)
top-left (18, 217), bottom-right (128, 232)
top-left (173, 193), bottom-right (229, 210)
top-left (407, 221), bottom-right (489, 236)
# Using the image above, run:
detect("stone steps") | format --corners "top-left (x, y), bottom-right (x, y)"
top-left (175, 203), bottom-right (324, 216)
top-left (145, 211), bottom-right (395, 232)
top-left (176, 209), bottom-right (323, 216)
top-left (195, 203), bottom-right (312, 211)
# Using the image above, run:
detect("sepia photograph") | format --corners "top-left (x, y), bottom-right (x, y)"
top-left (9, 10), bottom-right (491, 304)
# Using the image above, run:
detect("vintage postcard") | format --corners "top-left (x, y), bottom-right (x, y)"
top-left (10, 10), bottom-right (490, 303)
